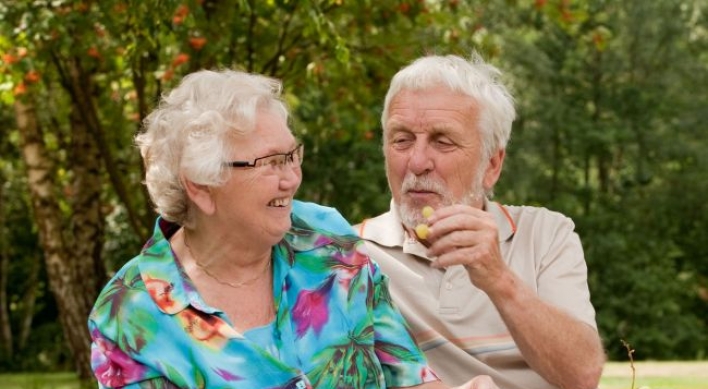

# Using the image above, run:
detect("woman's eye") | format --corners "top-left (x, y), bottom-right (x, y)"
top-left (261, 157), bottom-right (276, 167)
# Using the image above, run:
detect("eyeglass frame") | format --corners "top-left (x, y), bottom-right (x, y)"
top-left (223, 143), bottom-right (304, 169)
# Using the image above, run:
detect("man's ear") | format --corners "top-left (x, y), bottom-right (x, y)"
top-left (483, 149), bottom-right (506, 190)
top-left (182, 175), bottom-right (216, 215)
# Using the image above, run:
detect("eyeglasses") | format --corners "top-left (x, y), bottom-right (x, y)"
top-left (224, 143), bottom-right (304, 169)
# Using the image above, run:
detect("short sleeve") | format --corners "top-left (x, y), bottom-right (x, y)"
top-left (535, 213), bottom-right (597, 329)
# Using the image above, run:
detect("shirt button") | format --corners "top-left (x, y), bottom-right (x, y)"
top-left (445, 282), bottom-right (453, 290)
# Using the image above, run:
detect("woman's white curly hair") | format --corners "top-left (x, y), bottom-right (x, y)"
top-left (136, 69), bottom-right (289, 227)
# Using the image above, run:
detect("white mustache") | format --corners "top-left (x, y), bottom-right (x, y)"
top-left (401, 174), bottom-right (446, 194)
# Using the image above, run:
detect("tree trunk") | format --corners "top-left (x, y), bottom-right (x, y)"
top-left (69, 105), bottom-right (107, 296)
top-left (0, 176), bottom-right (13, 359)
top-left (57, 54), bottom-right (150, 241)
top-left (14, 97), bottom-right (94, 380)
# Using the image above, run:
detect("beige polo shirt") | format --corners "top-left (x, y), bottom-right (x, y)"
top-left (356, 200), bottom-right (598, 389)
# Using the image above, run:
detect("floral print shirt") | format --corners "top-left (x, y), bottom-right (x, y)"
top-left (89, 200), bottom-right (438, 388)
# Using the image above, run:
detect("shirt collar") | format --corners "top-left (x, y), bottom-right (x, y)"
top-left (137, 217), bottom-right (203, 315)
top-left (488, 199), bottom-right (516, 241)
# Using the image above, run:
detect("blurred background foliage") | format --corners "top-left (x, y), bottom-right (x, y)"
top-left (0, 0), bottom-right (706, 381)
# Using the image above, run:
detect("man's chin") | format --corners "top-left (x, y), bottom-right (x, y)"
top-left (397, 203), bottom-right (426, 228)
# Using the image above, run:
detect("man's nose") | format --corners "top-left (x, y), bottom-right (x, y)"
top-left (408, 142), bottom-right (434, 174)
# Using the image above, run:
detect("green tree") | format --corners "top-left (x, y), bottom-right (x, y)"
top-left (0, 0), bottom-right (706, 381)
top-left (496, 0), bottom-right (708, 359)
top-left (0, 0), bottom-right (510, 379)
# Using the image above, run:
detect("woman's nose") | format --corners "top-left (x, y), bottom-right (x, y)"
top-left (279, 164), bottom-right (302, 189)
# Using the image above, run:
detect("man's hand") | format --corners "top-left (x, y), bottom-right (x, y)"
top-left (422, 203), bottom-right (605, 389)
top-left (424, 204), bottom-right (508, 293)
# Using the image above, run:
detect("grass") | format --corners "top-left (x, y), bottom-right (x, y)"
top-left (599, 361), bottom-right (708, 389)
top-left (1, 372), bottom-right (81, 389)
top-left (2, 361), bottom-right (707, 388)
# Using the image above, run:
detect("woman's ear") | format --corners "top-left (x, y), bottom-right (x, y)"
top-left (182, 175), bottom-right (216, 215)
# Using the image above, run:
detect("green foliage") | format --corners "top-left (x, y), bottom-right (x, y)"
top-left (496, 0), bottom-right (708, 359)
top-left (0, 166), bottom-right (64, 372)
top-left (0, 0), bottom-right (707, 372)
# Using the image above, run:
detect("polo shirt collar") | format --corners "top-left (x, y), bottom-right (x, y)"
top-left (487, 200), bottom-right (516, 242)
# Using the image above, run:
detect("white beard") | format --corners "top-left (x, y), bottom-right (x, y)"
top-left (397, 169), bottom-right (486, 229)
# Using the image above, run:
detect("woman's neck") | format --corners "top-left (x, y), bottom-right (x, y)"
top-left (177, 227), bottom-right (272, 282)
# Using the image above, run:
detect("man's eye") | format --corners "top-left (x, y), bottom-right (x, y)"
top-left (435, 138), bottom-right (456, 148)
top-left (391, 136), bottom-right (413, 146)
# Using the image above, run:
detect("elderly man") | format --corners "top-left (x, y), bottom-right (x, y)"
top-left (356, 54), bottom-right (605, 389)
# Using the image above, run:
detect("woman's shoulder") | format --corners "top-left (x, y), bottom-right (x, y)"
top-left (291, 200), bottom-right (357, 237)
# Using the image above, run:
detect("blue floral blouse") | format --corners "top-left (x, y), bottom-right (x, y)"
top-left (88, 200), bottom-right (438, 388)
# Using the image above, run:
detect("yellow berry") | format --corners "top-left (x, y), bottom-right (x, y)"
top-left (415, 223), bottom-right (429, 240)
top-left (422, 206), bottom-right (434, 218)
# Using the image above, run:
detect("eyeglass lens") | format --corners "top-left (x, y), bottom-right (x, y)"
top-left (256, 144), bottom-right (303, 168)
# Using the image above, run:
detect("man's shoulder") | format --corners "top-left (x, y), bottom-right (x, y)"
top-left (497, 202), bottom-right (575, 226)
top-left (487, 202), bottom-right (577, 242)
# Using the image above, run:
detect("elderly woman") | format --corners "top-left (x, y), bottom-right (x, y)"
top-left (88, 69), bottom-right (494, 389)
